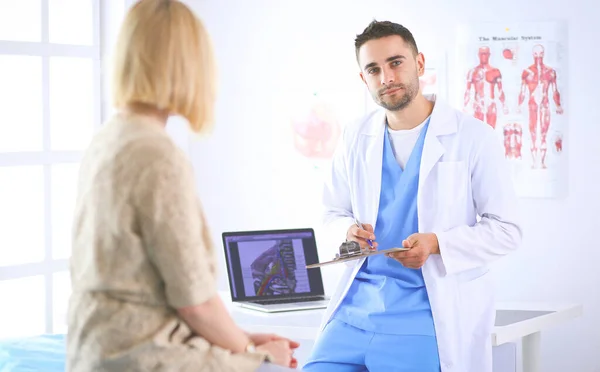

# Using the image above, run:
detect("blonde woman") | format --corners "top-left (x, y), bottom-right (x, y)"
top-left (66, 1), bottom-right (298, 371)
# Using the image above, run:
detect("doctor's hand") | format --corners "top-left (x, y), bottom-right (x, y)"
top-left (346, 224), bottom-right (378, 252)
top-left (386, 233), bottom-right (440, 269)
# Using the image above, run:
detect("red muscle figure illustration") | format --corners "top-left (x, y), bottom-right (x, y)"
top-left (503, 122), bottom-right (523, 160)
top-left (464, 46), bottom-right (508, 129)
top-left (517, 44), bottom-right (564, 169)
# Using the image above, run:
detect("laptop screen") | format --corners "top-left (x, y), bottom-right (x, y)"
top-left (222, 228), bottom-right (325, 302)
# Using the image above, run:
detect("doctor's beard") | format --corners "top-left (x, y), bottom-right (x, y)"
top-left (373, 74), bottom-right (420, 111)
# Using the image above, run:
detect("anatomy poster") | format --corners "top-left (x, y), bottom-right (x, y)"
top-left (454, 21), bottom-right (568, 198)
top-left (268, 37), bottom-right (366, 229)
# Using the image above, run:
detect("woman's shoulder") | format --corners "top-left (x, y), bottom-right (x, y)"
top-left (79, 114), bottom-right (192, 193)
top-left (103, 113), bottom-right (188, 167)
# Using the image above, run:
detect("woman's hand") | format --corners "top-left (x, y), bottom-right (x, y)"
top-left (249, 333), bottom-right (299, 349)
top-left (256, 339), bottom-right (296, 368)
top-left (250, 333), bottom-right (299, 368)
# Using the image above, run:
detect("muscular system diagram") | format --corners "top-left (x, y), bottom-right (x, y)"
top-left (464, 46), bottom-right (508, 129)
top-left (455, 21), bottom-right (569, 197)
top-left (250, 240), bottom-right (298, 296)
top-left (517, 44), bottom-right (564, 169)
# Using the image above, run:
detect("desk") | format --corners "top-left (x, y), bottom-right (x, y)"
top-left (219, 292), bottom-right (582, 372)
top-left (493, 302), bottom-right (582, 372)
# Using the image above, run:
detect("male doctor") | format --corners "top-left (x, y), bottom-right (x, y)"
top-left (303, 20), bottom-right (522, 372)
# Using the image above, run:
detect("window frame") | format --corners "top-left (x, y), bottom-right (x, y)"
top-left (0, 0), bottom-right (101, 335)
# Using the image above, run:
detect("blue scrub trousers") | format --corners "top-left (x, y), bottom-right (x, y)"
top-left (303, 319), bottom-right (440, 372)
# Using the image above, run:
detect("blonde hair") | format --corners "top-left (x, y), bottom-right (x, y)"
top-left (112, 0), bottom-right (217, 133)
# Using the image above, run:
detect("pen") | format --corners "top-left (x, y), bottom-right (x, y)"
top-left (354, 218), bottom-right (374, 248)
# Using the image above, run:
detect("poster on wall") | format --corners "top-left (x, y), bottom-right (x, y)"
top-left (269, 87), bottom-right (364, 229)
top-left (268, 39), bottom-right (366, 228)
top-left (271, 85), bottom-right (365, 170)
top-left (454, 21), bottom-right (568, 198)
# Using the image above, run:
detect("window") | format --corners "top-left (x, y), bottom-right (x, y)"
top-left (0, 0), bottom-right (100, 337)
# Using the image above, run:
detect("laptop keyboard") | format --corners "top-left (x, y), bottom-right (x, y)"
top-left (251, 296), bottom-right (325, 305)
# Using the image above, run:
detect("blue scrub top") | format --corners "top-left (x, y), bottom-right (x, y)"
top-left (334, 119), bottom-right (436, 336)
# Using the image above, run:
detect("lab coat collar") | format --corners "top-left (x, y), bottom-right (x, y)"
top-left (420, 93), bottom-right (456, 184)
top-left (363, 94), bottom-right (458, 192)
top-left (425, 94), bottom-right (458, 137)
top-left (364, 94), bottom-right (457, 137)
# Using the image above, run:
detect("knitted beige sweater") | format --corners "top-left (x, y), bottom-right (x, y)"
top-left (66, 112), bottom-right (264, 372)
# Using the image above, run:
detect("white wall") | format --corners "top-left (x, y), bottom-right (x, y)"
top-left (187, 1), bottom-right (600, 371)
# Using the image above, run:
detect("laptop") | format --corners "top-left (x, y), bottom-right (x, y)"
top-left (222, 228), bottom-right (330, 313)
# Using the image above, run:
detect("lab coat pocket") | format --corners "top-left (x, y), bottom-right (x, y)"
top-left (437, 161), bottom-right (467, 208)
top-left (457, 272), bottom-right (494, 336)
top-left (437, 161), bottom-right (467, 201)
top-left (436, 161), bottom-right (468, 229)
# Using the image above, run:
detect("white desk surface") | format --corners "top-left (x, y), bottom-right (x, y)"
top-left (492, 301), bottom-right (582, 345)
top-left (219, 292), bottom-right (583, 346)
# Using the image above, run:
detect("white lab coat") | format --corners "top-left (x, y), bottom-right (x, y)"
top-left (320, 95), bottom-right (522, 372)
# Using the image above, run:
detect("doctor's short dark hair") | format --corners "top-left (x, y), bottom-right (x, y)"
top-left (354, 20), bottom-right (419, 60)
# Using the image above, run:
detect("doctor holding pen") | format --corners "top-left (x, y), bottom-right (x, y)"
top-left (303, 20), bottom-right (522, 372)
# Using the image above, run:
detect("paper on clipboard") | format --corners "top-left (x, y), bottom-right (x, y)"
top-left (306, 247), bottom-right (409, 269)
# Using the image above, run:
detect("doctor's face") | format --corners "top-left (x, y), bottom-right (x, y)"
top-left (358, 35), bottom-right (424, 111)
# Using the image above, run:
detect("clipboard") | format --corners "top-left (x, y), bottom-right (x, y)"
top-left (306, 247), bottom-right (409, 269)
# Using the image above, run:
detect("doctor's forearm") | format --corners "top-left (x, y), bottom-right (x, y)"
top-left (435, 216), bottom-right (521, 274)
